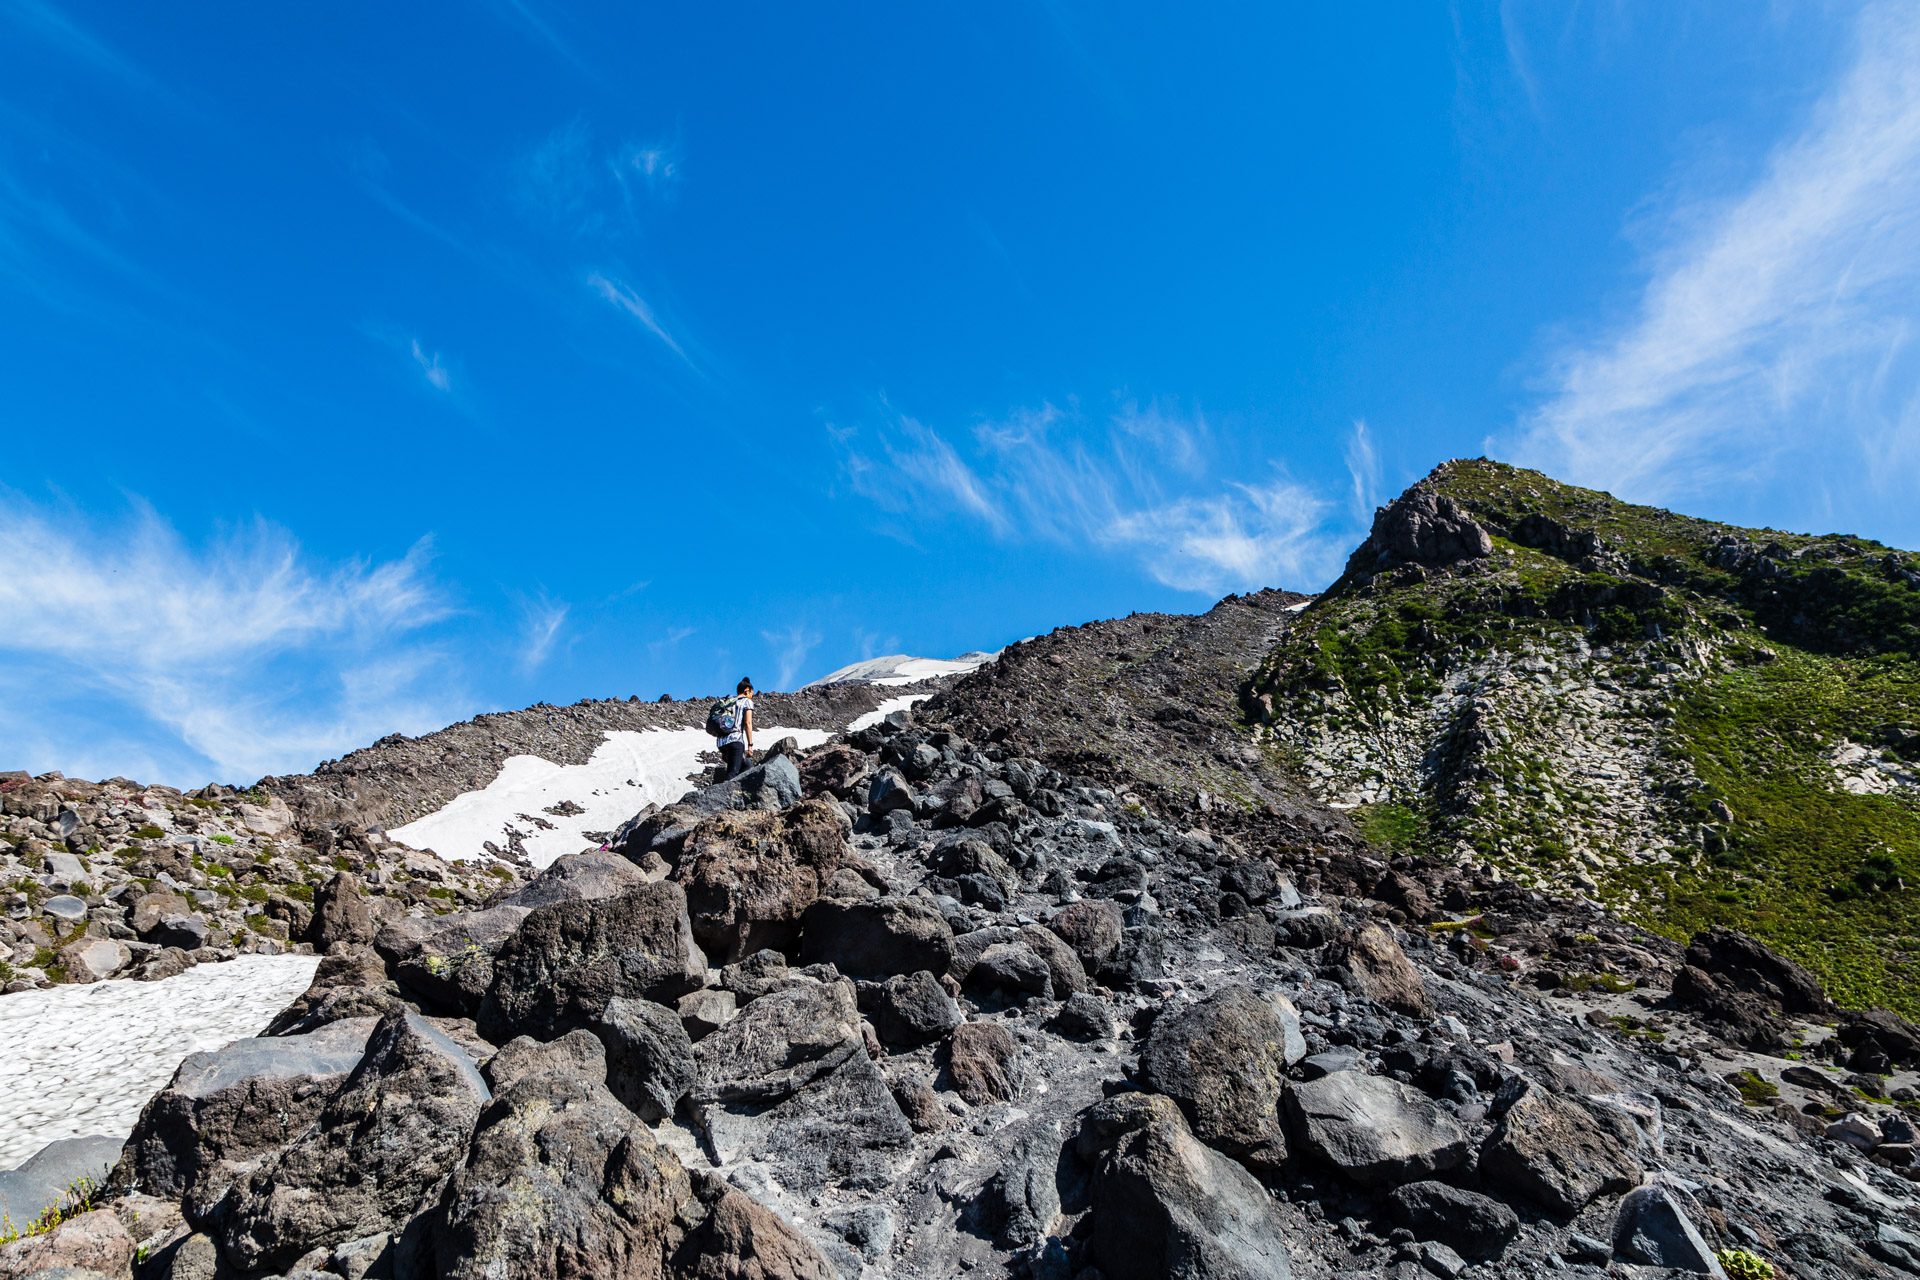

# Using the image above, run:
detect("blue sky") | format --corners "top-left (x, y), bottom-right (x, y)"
top-left (3, 2), bottom-right (1918, 785)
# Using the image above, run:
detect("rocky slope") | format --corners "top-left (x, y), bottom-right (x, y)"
top-left (5, 475), bottom-right (1920, 1280)
top-left (1251, 459), bottom-right (1920, 1018)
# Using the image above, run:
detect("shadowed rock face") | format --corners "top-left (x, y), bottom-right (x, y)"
top-left (432, 1032), bottom-right (692, 1280)
top-left (206, 1009), bottom-right (488, 1275)
top-left (1345, 487), bottom-right (1493, 576)
top-left (477, 881), bottom-right (706, 1043)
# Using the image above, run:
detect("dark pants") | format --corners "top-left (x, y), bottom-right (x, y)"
top-left (722, 741), bottom-right (751, 780)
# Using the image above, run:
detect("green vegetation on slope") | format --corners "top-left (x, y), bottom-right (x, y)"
top-left (1255, 457), bottom-right (1920, 1017)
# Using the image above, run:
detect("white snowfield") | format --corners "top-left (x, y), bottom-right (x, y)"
top-left (0, 954), bottom-right (320, 1167)
top-left (390, 725), bottom-right (834, 867)
top-left (0, 655), bottom-right (976, 1176)
top-left (805, 651), bottom-right (996, 688)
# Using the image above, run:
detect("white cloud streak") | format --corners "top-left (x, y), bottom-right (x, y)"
top-left (518, 594), bottom-right (569, 672)
top-left (410, 338), bottom-right (451, 391)
top-left (842, 402), bottom-right (1348, 594)
top-left (587, 270), bottom-right (692, 365)
top-left (1511, 0), bottom-right (1920, 510)
top-left (0, 496), bottom-right (460, 785)
top-left (761, 624), bottom-right (822, 692)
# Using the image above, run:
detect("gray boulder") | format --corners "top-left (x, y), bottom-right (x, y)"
top-left (1383, 1181), bottom-right (1518, 1260)
top-left (150, 913), bottom-right (211, 953)
top-left (799, 897), bottom-right (953, 980)
top-left (691, 979), bottom-right (865, 1105)
top-left (857, 970), bottom-right (962, 1047)
top-left (375, 905), bottom-right (531, 1018)
top-left (1053, 992), bottom-right (1116, 1040)
top-left (429, 1031), bottom-right (693, 1280)
top-left (1048, 900), bottom-right (1124, 971)
top-left (478, 881), bottom-right (706, 1043)
top-left (1073, 1092), bottom-right (1294, 1280)
top-left (207, 1009), bottom-right (487, 1275)
top-left (672, 800), bottom-right (849, 964)
top-left (1479, 1081), bottom-right (1642, 1216)
top-left (1323, 924), bottom-right (1430, 1018)
top-left (684, 753), bottom-right (806, 818)
top-left (1284, 1071), bottom-right (1468, 1187)
top-left (308, 872), bottom-right (375, 953)
top-left (499, 850), bottom-right (651, 909)
top-left (697, 1051), bottom-right (913, 1195)
top-left (262, 947), bottom-right (403, 1036)
top-left (1139, 985), bottom-right (1295, 1177)
top-left (969, 943), bottom-right (1053, 999)
top-left (866, 769), bottom-right (917, 816)
top-left (117, 1017), bottom-right (377, 1204)
top-left (595, 995), bottom-right (696, 1122)
top-left (720, 949), bottom-right (817, 1004)
top-left (1347, 487), bottom-right (1492, 574)
top-left (1612, 1183), bottom-right (1728, 1276)
top-left (670, 1170), bottom-right (835, 1280)
top-left (0, 1137), bottom-right (123, 1230)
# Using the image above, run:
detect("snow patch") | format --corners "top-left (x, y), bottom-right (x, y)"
top-left (805, 652), bottom-right (995, 689)
top-left (1284, 598), bottom-right (1315, 613)
top-left (848, 694), bottom-right (935, 733)
top-left (0, 954), bottom-right (321, 1167)
top-left (390, 725), bottom-right (832, 867)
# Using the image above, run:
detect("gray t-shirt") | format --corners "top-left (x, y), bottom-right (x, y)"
top-left (721, 695), bottom-right (753, 747)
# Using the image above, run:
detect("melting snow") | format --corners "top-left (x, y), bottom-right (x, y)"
top-left (390, 726), bottom-right (833, 867)
top-left (805, 652), bottom-right (996, 688)
top-left (0, 954), bottom-right (321, 1167)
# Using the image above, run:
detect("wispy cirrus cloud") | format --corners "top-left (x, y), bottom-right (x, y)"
top-left (761, 624), bottom-right (823, 691)
top-left (1509, 0), bottom-right (1920, 514)
top-left (0, 493), bottom-right (461, 785)
top-left (587, 270), bottom-right (692, 365)
top-left (516, 593), bottom-right (570, 672)
top-left (410, 338), bottom-right (451, 391)
top-left (838, 400), bottom-right (1353, 594)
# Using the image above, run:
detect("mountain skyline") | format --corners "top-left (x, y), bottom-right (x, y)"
top-left (4, 2), bottom-right (1919, 785)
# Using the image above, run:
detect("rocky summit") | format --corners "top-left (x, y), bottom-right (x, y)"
top-left (5, 462), bottom-right (1920, 1280)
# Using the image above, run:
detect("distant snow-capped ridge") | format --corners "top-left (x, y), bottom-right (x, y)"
top-left (802, 651), bottom-right (998, 689)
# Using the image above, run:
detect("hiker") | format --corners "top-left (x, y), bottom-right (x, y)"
top-left (712, 677), bottom-right (755, 780)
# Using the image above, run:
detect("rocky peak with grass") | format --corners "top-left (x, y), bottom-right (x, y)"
top-left (1251, 457), bottom-right (1920, 1017)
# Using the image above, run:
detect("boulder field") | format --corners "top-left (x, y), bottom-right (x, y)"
top-left (4, 696), bottom-right (1920, 1280)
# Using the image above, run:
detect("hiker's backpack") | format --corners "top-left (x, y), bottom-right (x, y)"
top-left (705, 697), bottom-right (737, 739)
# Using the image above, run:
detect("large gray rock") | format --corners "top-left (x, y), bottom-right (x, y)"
top-left (596, 995), bottom-right (697, 1122)
top-left (1073, 1092), bottom-right (1294, 1280)
top-left (1322, 924), bottom-right (1430, 1018)
top-left (61, 939), bottom-right (129, 984)
top-left (977, 1117), bottom-right (1069, 1249)
top-left (969, 943), bottom-right (1052, 999)
top-left (799, 896), bottom-right (953, 980)
top-left (691, 980), bottom-right (865, 1105)
top-left (1612, 1183), bottom-right (1728, 1276)
top-left (670, 1171), bottom-right (835, 1280)
top-left (1479, 1081), bottom-right (1642, 1216)
top-left (671, 800), bottom-right (849, 964)
top-left (1017, 926), bottom-right (1089, 998)
top-left (0, 1137), bottom-right (123, 1230)
top-left (1284, 1071), bottom-right (1468, 1187)
top-left (429, 1031), bottom-right (692, 1280)
top-left (478, 881), bottom-right (706, 1043)
top-left (696, 1051), bottom-right (912, 1195)
top-left (1047, 900), bottom-right (1124, 972)
top-left (262, 948), bottom-right (404, 1036)
top-left (117, 1017), bottom-right (377, 1204)
top-left (1139, 985), bottom-right (1295, 1177)
top-left (856, 970), bottom-right (962, 1048)
top-left (1383, 1181), bottom-right (1518, 1260)
top-left (1347, 487), bottom-right (1492, 574)
top-left (150, 913), bottom-right (211, 953)
top-left (375, 905), bottom-right (532, 1018)
top-left (500, 850), bottom-right (652, 909)
top-left (308, 872), bottom-right (375, 953)
top-left (206, 1009), bottom-right (487, 1275)
top-left (682, 753), bottom-right (806, 818)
